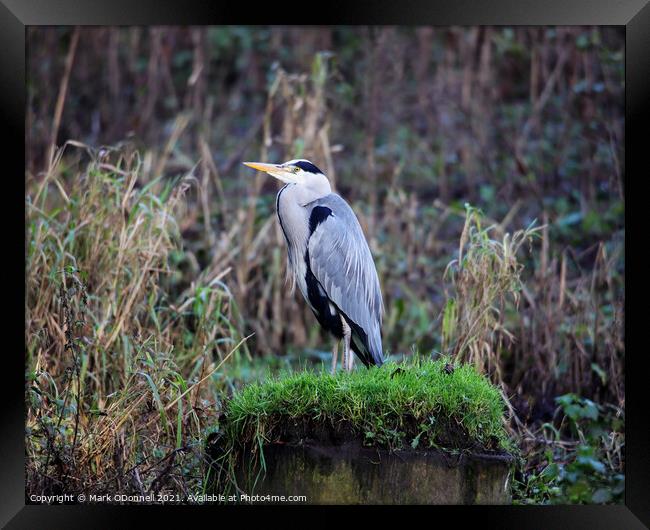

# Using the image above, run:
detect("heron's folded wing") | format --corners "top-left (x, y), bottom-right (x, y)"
top-left (307, 197), bottom-right (383, 365)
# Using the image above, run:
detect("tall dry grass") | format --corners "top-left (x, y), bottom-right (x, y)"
top-left (26, 142), bottom-right (247, 497)
top-left (441, 205), bottom-right (542, 381)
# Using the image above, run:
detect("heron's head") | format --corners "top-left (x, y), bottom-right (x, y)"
top-left (243, 159), bottom-right (331, 195)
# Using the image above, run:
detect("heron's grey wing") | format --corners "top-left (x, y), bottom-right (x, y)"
top-left (307, 194), bottom-right (384, 365)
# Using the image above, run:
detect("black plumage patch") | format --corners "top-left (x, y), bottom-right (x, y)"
top-left (294, 160), bottom-right (324, 174)
top-left (304, 250), bottom-right (378, 368)
top-left (345, 317), bottom-right (375, 367)
top-left (275, 185), bottom-right (292, 259)
top-left (305, 250), bottom-right (343, 340)
top-left (308, 206), bottom-right (332, 235)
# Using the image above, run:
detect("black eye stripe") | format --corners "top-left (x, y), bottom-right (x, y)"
top-left (293, 161), bottom-right (323, 174)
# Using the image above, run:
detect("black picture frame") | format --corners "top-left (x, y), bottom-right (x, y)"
top-left (7, 0), bottom-right (646, 526)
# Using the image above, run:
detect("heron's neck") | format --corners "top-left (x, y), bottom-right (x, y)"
top-left (293, 175), bottom-right (331, 205)
top-left (276, 183), bottom-right (326, 294)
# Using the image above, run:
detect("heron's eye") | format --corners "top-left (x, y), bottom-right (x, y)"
top-left (291, 166), bottom-right (300, 173)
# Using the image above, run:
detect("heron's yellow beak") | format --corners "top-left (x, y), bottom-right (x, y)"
top-left (243, 161), bottom-right (297, 183)
top-left (243, 162), bottom-right (280, 173)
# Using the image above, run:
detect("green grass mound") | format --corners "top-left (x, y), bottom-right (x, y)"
top-left (221, 358), bottom-right (512, 455)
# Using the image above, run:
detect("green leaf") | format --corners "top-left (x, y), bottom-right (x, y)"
top-left (540, 462), bottom-right (560, 481)
top-left (556, 212), bottom-right (583, 227)
top-left (581, 399), bottom-right (599, 421)
top-left (138, 371), bottom-right (169, 436)
top-left (442, 297), bottom-right (457, 346)
top-left (592, 488), bottom-right (612, 503)
top-left (591, 363), bottom-right (607, 385)
top-left (176, 389), bottom-right (183, 449)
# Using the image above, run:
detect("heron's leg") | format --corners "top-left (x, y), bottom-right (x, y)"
top-left (341, 318), bottom-right (352, 372)
top-left (330, 341), bottom-right (339, 375)
top-left (347, 347), bottom-right (355, 371)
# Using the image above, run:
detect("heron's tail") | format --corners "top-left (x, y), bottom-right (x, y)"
top-left (348, 323), bottom-right (384, 367)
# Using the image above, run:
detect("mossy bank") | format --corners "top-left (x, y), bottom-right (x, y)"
top-left (208, 358), bottom-right (515, 501)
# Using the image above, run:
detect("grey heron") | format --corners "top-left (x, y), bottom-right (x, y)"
top-left (243, 159), bottom-right (384, 372)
